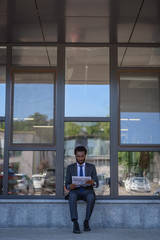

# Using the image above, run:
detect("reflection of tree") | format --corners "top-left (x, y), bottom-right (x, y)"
top-left (118, 152), bottom-right (153, 179)
top-left (14, 112), bottom-right (50, 130)
top-left (153, 152), bottom-right (160, 184)
top-left (13, 112), bottom-right (53, 143)
top-left (65, 122), bottom-right (110, 140)
top-left (0, 123), bottom-right (5, 130)
top-left (65, 122), bottom-right (81, 136)
top-left (37, 158), bottom-right (50, 174)
top-left (86, 122), bottom-right (110, 140)
top-left (139, 152), bottom-right (150, 177)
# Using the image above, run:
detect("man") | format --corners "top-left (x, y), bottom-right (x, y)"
top-left (65, 145), bottom-right (99, 234)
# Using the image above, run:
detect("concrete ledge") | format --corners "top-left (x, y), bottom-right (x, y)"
top-left (0, 199), bottom-right (160, 229)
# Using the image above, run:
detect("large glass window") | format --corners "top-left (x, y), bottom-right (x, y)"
top-left (0, 66), bottom-right (6, 116)
top-left (65, 47), bottom-right (110, 117)
top-left (0, 46), bottom-right (6, 64)
top-left (119, 71), bottom-right (160, 144)
top-left (12, 71), bottom-right (55, 144)
top-left (118, 152), bottom-right (160, 196)
top-left (12, 46), bottom-right (57, 66)
top-left (64, 122), bottom-right (110, 196)
top-left (8, 151), bottom-right (56, 196)
top-left (118, 47), bottom-right (160, 67)
top-left (0, 122), bottom-right (4, 195)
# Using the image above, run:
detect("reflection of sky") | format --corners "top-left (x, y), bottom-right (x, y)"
top-left (121, 112), bottom-right (160, 144)
top-left (65, 85), bottom-right (110, 117)
top-left (0, 84), bottom-right (5, 116)
top-left (14, 84), bottom-right (54, 119)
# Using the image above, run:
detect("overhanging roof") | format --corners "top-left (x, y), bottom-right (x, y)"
top-left (0, 0), bottom-right (160, 44)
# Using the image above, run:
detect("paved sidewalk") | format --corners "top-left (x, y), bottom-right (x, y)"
top-left (0, 228), bottom-right (160, 240)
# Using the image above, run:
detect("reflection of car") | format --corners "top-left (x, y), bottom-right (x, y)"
top-left (0, 172), bottom-right (17, 194)
top-left (153, 188), bottom-right (160, 196)
top-left (94, 174), bottom-right (109, 195)
top-left (15, 173), bottom-right (32, 194)
top-left (31, 174), bottom-right (45, 191)
top-left (125, 177), bottom-right (151, 192)
top-left (41, 169), bottom-right (56, 194)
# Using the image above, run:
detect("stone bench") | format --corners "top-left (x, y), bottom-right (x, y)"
top-left (0, 199), bottom-right (160, 228)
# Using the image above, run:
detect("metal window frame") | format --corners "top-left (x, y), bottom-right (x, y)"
top-left (10, 69), bottom-right (57, 146)
top-left (117, 49), bottom-right (160, 199)
top-left (1, 42), bottom-right (160, 200)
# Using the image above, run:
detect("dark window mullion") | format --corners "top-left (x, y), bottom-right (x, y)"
top-left (3, 45), bottom-right (12, 196)
top-left (55, 45), bottom-right (65, 198)
top-left (110, 45), bottom-right (118, 198)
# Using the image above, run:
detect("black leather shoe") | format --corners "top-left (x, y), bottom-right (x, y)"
top-left (73, 221), bottom-right (81, 234)
top-left (83, 220), bottom-right (91, 231)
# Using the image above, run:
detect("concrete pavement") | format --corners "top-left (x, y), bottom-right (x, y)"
top-left (0, 228), bottom-right (160, 240)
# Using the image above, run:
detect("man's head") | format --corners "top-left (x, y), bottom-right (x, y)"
top-left (74, 146), bottom-right (87, 165)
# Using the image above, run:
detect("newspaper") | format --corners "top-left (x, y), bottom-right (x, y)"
top-left (72, 176), bottom-right (91, 186)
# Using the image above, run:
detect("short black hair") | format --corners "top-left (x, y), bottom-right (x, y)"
top-left (74, 145), bottom-right (87, 155)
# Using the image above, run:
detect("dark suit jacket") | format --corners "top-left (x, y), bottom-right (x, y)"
top-left (65, 162), bottom-right (99, 191)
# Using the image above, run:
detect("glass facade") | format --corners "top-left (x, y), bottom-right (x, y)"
top-left (12, 71), bottom-right (55, 144)
top-left (119, 71), bottom-right (160, 145)
top-left (0, 47), bottom-right (6, 64)
top-left (65, 47), bottom-right (109, 117)
top-left (118, 47), bottom-right (160, 67)
top-left (118, 152), bottom-right (160, 196)
top-left (0, 66), bottom-right (6, 117)
top-left (0, 44), bottom-right (159, 199)
top-left (8, 151), bottom-right (56, 195)
top-left (0, 122), bottom-right (4, 195)
top-left (64, 122), bottom-right (110, 196)
top-left (12, 46), bottom-right (57, 66)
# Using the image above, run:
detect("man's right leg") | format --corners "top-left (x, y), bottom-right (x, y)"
top-left (69, 190), bottom-right (81, 234)
top-left (69, 190), bottom-right (78, 220)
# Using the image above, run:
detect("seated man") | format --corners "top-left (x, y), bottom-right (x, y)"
top-left (65, 145), bottom-right (99, 234)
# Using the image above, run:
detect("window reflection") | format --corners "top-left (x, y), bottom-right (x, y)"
top-left (118, 47), bottom-right (160, 67)
top-left (12, 71), bottom-right (55, 144)
top-left (0, 46), bottom-right (6, 64)
top-left (0, 66), bottom-right (6, 116)
top-left (64, 122), bottom-right (110, 196)
top-left (66, 17), bottom-right (109, 43)
top-left (120, 72), bottom-right (160, 144)
top-left (65, 47), bottom-right (110, 117)
top-left (12, 46), bottom-right (57, 66)
top-left (8, 151), bottom-right (56, 195)
top-left (0, 122), bottom-right (4, 194)
top-left (118, 152), bottom-right (160, 196)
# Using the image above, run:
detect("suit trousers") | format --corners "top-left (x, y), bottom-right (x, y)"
top-left (68, 187), bottom-right (95, 221)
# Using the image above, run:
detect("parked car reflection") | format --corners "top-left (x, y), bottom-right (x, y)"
top-left (31, 174), bottom-right (45, 192)
top-left (41, 169), bottom-right (56, 194)
top-left (15, 173), bottom-right (34, 194)
top-left (125, 177), bottom-right (151, 193)
top-left (94, 174), bottom-right (110, 195)
top-left (0, 171), bottom-right (17, 194)
top-left (153, 188), bottom-right (160, 196)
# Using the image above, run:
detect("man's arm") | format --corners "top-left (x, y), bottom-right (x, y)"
top-left (65, 165), bottom-right (77, 190)
top-left (85, 164), bottom-right (99, 188)
top-left (65, 165), bottom-right (72, 190)
top-left (92, 165), bottom-right (99, 188)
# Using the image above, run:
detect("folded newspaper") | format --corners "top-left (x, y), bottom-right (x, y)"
top-left (72, 176), bottom-right (91, 186)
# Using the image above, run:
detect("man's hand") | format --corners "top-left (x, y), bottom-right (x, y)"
top-left (69, 184), bottom-right (77, 190)
top-left (85, 179), bottom-right (95, 186)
